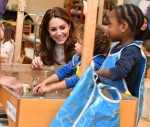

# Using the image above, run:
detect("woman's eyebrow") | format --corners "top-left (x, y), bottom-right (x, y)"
top-left (49, 24), bottom-right (66, 29)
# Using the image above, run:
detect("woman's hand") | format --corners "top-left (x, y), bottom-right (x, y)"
top-left (0, 75), bottom-right (24, 95)
top-left (31, 56), bottom-right (43, 69)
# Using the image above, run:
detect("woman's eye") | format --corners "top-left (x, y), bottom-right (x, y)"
top-left (50, 29), bottom-right (56, 32)
top-left (60, 26), bottom-right (65, 30)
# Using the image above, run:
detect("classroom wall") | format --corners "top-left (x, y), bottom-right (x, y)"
top-left (7, 0), bottom-right (64, 14)
top-left (124, 0), bottom-right (141, 5)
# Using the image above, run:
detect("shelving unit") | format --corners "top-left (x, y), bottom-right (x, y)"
top-left (64, 0), bottom-right (84, 24)
top-left (6, 21), bottom-right (31, 35)
top-left (22, 25), bottom-right (31, 35)
top-left (21, 14), bottom-right (44, 64)
top-left (70, 4), bottom-right (84, 24)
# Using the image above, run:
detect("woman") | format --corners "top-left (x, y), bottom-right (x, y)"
top-left (135, 16), bottom-right (150, 41)
top-left (32, 7), bottom-right (76, 69)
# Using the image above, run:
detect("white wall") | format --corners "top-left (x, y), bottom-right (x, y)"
top-left (7, 0), bottom-right (64, 14)
top-left (26, 0), bottom-right (64, 14)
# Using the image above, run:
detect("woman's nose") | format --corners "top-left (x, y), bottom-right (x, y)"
top-left (56, 29), bottom-right (62, 35)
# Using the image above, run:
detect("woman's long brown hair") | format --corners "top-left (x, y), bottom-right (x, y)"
top-left (35, 7), bottom-right (76, 65)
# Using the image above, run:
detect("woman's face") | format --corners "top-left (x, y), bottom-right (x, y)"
top-left (48, 18), bottom-right (70, 45)
top-left (141, 18), bottom-right (148, 31)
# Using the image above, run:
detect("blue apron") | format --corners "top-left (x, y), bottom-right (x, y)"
top-left (73, 83), bottom-right (121, 127)
top-left (50, 62), bottom-right (121, 127)
top-left (99, 43), bottom-right (146, 123)
top-left (50, 62), bottom-right (95, 127)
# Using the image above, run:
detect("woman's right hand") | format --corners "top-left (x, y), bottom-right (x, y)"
top-left (31, 56), bottom-right (43, 69)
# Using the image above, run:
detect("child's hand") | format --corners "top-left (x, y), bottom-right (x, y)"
top-left (37, 85), bottom-right (51, 96)
top-left (32, 81), bottom-right (46, 93)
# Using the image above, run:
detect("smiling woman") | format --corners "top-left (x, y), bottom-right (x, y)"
top-left (48, 18), bottom-right (71, 45)
top-left (31, 7), bottom-right (76, 69)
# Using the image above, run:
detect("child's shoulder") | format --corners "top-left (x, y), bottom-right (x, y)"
top-left (122, 43), bottom-right (140, 52)
top-left (72, 54), bottom-right (80, 60)
top-left (120, 43), bottom-right (141, 54)
top-left (93, 54), bottom-right (106, 63)
top-left (72, 54), bottom-right (81, 64)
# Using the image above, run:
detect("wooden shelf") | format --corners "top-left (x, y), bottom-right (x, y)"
top-left (64, 0), bottom-right (84, 24)
top-left (70, 3), bottom-right (84, 24)
top-left (6, 21), bottom-right (31, 35)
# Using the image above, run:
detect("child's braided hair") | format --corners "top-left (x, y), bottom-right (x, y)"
top-left (114, 4), bottom-right (144, 33)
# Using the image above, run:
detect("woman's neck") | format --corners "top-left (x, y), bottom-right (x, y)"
top-left (55, 43), bottom-right (64, 48)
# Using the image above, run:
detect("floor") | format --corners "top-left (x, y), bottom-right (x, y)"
top-left (138, 117), bottom-right (150, 127)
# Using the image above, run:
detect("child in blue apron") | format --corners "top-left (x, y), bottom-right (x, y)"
top-left (33, 24), bottom-right (111, 96)
top-left (96, 4), bottom-right (146, 125)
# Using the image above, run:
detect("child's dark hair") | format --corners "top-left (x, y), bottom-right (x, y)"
top-left (142, 39), bottom-right (150, 52)
top-left (76, 24), bottom-right (111, 55)
top-left (114, 4), bottom-right (144, 33)
top-left (3, 22), bottom-right (15, 43)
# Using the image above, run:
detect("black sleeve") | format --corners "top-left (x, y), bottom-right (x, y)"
top-left (110, 46), bottom-right (141, 80)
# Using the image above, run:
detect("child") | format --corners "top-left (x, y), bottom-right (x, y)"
top-left (0, 22), bottom-right (15, 63)
top-left (96, 4), bottom-right (146, 123)
top-left (33, 24), bottom-right (111, 95)
top-left (141, 39), bottom-right (150, 77)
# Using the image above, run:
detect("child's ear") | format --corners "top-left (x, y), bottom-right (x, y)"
top-left (121, 21), bottom-right (128, 32)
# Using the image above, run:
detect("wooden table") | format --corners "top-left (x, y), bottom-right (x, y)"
top-left (0, 64), bottom-right (138, 127)
top-left (0, 64), bottom-right (68, 127)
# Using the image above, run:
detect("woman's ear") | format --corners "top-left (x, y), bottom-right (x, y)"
top-left (121, 21), bottom-right (128, 32)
